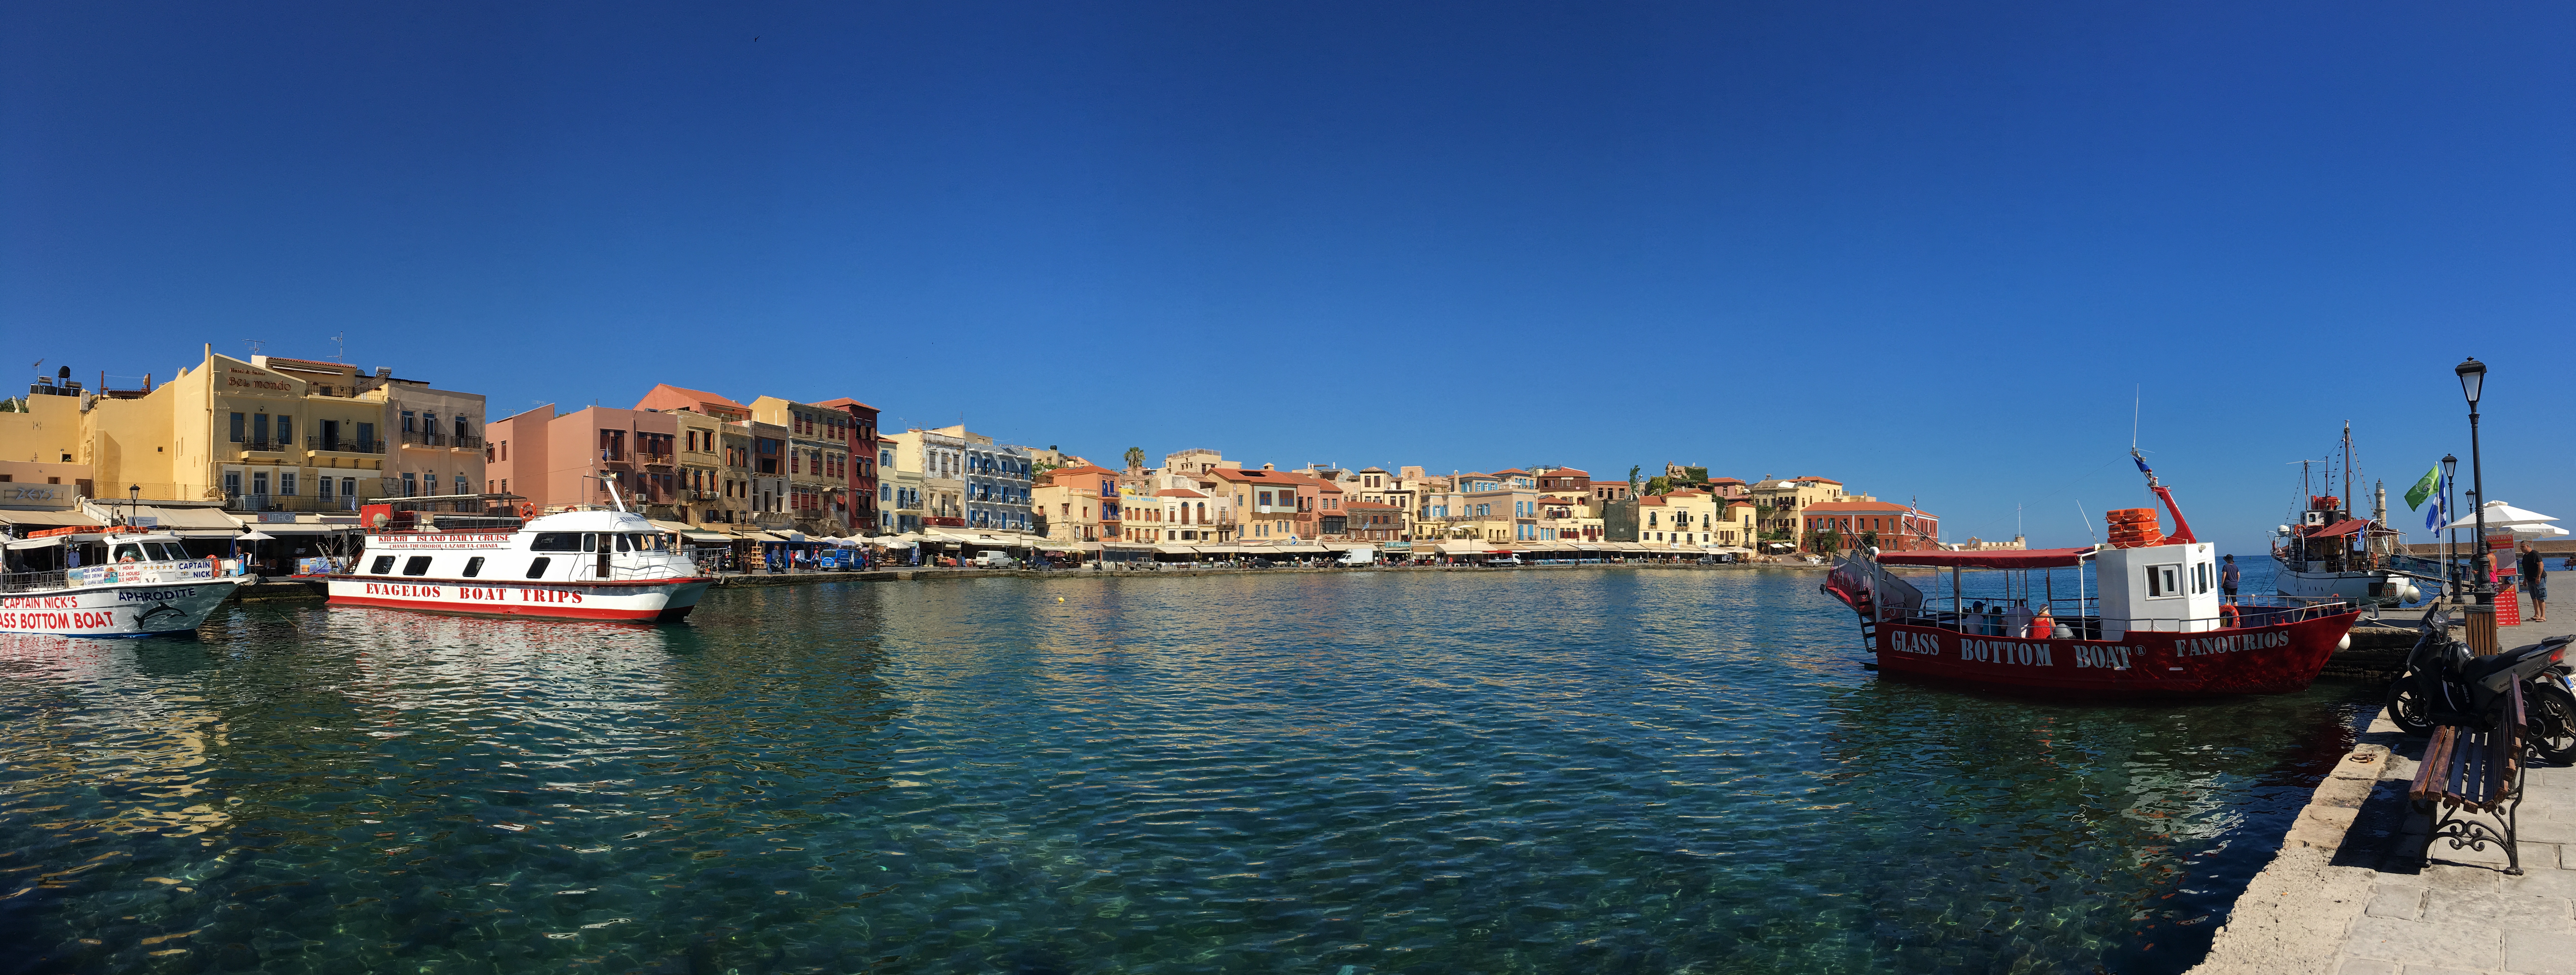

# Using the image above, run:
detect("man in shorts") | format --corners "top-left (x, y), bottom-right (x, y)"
top-left (2521, 542), bottom-right (2547, 623)
top-left (2220, 554), bottom-right (2241, 599)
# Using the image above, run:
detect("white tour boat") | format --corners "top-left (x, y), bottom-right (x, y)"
top-left (326, 506), bottom-right (713, 623)
top-left (1, 531), bottom-right (248, 637)
top-left (2271, 424), bottom-right (2430, 608)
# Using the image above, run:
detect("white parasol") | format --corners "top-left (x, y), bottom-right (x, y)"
top-left (2443, 500), bottom-right (2560, 532)
top-left (236, 530), bottom-right (277, 542)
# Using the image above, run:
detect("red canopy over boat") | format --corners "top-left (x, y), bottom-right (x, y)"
top-left (1876, 546), bottom-right (2097, 569)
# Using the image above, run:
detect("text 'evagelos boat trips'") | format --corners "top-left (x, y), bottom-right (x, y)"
top-left (1824, 452), bottom-right (2362, 696)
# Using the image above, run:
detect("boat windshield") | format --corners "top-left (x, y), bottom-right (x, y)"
top-left (149, 542), bottom-right (187, 561)
top-left (111, 542), bottom-right (148, 563)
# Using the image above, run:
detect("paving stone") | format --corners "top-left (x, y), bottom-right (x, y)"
top-left (2521, 819), bottom-right (2576, 845)
top-left (2501, 866), bottom-right (2576, 900)
top-left (2336, 960), bottom-right (2399, 975)
top-left (2397, 965), bottom-right (2494, 975)
top-left (2341, 916), bottom-right (2502, 968)
top-left (2418, 891), bottom-right (2572, 929)
top-left (2319, 775), bottom-right (2382, 808)
top-left (2425, 864), bottom-right (2508, 891)
top-left (2366, 885), bottom-right (2428, 919)
top-left (2500, 928), bottom-right (2576, 975)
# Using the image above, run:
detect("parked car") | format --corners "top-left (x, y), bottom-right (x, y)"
top-left (970, 551), bottom-right (1017, 568)
top-left (1487, 555), bottom-right (1524, 567)
top-left (1337, 546), bottom-right (1376, 566)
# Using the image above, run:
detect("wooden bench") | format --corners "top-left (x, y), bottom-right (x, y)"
top-left (2409, 681), bottom-right (2527, 874)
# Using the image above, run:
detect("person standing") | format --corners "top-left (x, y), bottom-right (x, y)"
top-left (2220, 555), bottom-right (2241, 600)
top-left (2520, 542), bottom-right (2547, 623)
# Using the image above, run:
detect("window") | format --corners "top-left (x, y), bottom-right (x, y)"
top-left (402, 410), bottom-right (416, 433)
top-left (252, 413), bottom-right (270, 445)
top-left (530, 532), bottom-right (582, 552)
top-left (402, 472), bottom-right (417, 496)
top-left (277, 416), bottom-right (292, 446)
top-left (401, 556), bottom-right (433, 576)
top-left (525, 557), bottom-right (551, 578)
top-left (369, 555), bottom-right (396, 574)
top-left (2148, 564), bottom-right (2180, 598)
top-left (229, 412), bottom-right (245, 442)
top-left (462, 557), bottom-right (485, 578)
top-left (280, 472), bottom-right (298, 496)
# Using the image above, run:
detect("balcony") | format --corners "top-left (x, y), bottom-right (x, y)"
top-left (638, 450), bottom-right (674, 468)
top-left (600, 450), bottom-right (633, 469)
top-left (453, 434), bottom-right (485, 450)
top-left (226, 493), bottom-right (362, 514)
top-left (306, 436), bottom-right (386, 454)
top-left (234, 438), bottom-right (292, 455)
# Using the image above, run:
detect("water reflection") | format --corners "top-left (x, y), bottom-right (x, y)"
top-left (0, 568), bottom-right (2368, 974)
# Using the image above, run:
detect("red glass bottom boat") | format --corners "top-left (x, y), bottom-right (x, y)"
top-left (1823, 453), bottom-right (2364, 697)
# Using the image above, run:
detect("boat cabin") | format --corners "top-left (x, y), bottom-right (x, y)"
top-left (1848, 540), bottom-right (2314, 641)
top-left (2, 531), bottom-right (217, 590)
top-left (349, 509), bottom-right (698, 585)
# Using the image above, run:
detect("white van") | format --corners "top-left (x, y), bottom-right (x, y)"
top-left (970, 551), bottom-right (1016, 568)
top-left (1337, 546), bottom-right (1375, 566)
top-left (1487, 555), bottom-right (1524, 567)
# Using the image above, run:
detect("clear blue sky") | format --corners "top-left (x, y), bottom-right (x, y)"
top-left (6, 2), bottom-right (2569, 552)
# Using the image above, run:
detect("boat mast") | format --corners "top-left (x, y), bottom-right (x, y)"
top-left (2341, 422), bottom-right (2352, 516)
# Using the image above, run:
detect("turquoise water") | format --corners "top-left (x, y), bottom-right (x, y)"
top-left (0, 568), bottom-right (2372, 973)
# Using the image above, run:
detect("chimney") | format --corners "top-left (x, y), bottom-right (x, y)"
top-left (375, 367), bottom-right (392, 378)
top-left (1262, 462), bottom-right (1275, 471)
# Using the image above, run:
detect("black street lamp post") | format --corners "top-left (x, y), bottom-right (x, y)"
top-left (2456, 358), bottom-right (2492, 606)
top-left (2441, 454), bottom-right (2459, 602)
top-left (127, 484), bottom-right (139, 527)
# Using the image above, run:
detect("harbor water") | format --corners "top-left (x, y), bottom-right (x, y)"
top-left (0, 567), bottom-right (2374, 974)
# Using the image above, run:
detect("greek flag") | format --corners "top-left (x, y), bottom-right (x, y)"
top-left (2424, 489), bottom-right (2446, 532)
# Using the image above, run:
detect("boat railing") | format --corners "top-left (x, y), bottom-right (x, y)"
top-left (0, 570), bottom-right (69, 594)
top-left (1883, 592), bottom-right (2353, 638)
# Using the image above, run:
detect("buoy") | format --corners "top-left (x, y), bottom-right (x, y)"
top-left (1057, 597), bottom-right (1065, 603)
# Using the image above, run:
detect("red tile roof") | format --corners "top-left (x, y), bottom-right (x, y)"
top-left (1802, 500), bottom-right (1926, 514)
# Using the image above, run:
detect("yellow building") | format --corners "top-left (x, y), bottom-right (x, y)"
top-left (60, 349), bottom-right (399, 510)
top-left (1637, 489), bottom-right (1724, 547)
top-left (1748, 477), bottom-right (1860, 546)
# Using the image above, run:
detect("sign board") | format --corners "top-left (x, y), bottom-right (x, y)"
top-left (261, 513), bottom-right (298, 523)
top-left (0, 484), bottom-right (76, 509)
top-left (126, 516), bottom-right (159, 528)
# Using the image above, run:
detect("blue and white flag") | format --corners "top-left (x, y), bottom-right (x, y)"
top-left (2424, 491), bottom-right (2446, 532)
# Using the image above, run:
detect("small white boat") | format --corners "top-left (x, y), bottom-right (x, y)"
top-left (327, 507), bottom-right (713, 623)
top-left (1, 532), bottom-right (248, 637)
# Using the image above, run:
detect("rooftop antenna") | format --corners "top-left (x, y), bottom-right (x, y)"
top-left (330, 332), bottom-right (345, 362)
top-left (2131, 385), bottom-right (2140, 450)
top-left (247, 340), bottom-right (265, 357)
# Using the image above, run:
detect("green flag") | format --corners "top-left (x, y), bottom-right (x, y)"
top-left (2404, 465), bottom-right (2441, 511)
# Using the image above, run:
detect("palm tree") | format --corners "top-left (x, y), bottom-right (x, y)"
top-left (1124, 446), bottom-right (1147, 471)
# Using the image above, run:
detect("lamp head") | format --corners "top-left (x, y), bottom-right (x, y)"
top-left (2456, 357), bottom-right (2486, 407)
top-left (127, 484), bottom-right (138, 499)
top-left (2441, 454), bottom-right (2458, 480)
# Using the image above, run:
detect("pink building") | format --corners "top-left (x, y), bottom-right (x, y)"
top-left (481, 404), bottom-right (679, 514)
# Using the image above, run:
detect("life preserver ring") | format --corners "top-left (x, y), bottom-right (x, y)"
top-left (2220, 603), bottom-right (2241, 628)
top-left (519, 503), bottom-right (536, 519)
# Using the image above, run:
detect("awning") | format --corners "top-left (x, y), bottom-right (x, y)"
top-left (1877, 546), bottom-right (2098, 569)
top-left (248, 523), bottom-right (361, 536)
top-left (1153, 544), bottom-right (1200, 555)
top-left (0, 510), bottom-right (104, 530)
top-left (128, 506), bottom-right (245, 534)
top-left (2303, 518), bottom-right (2375, 539)
top-left (1435, 541), bottom-right (1484, 555)
top-left (679, 530), bottom-right (733, 543)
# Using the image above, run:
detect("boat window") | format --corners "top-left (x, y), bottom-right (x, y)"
top-left (113, 543), bottom-right (144, 563)
top-left (582, 533), bottom-right (597, 553)
top-left (402, 556), bottom-right (433, 576)
top-left (530, 532), bottom-right (581, 552)
top-left (2148, 564), bottom-right (2180, 597)
top-left (462, 557), bottom-right (485, 578)
top-left (2195, 562), bottom-right (2211, 594)
top-left (370, 555), bottom-right (396, 574)
top-left (146, 542), bottom-right (181, 561)
top-left (615, 533), bottom-right (633, 552)
top-left (525, 557), bottom-right (551, 579)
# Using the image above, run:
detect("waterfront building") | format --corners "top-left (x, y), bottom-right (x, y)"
top-left (1723, 501), bottom-right (1759, 546)
top-left (1750, 476), bottom-right (1855, 546)
top-left (815, 398), bottom-right (881, 536)
top-left (18, 349), bottom-right (471, 517)
top-left (665, 409), bottom-right (742, 526)
top-left (1211, 466), bottom-right (1305, 541)
top-left (882, 428), bottom-right (967, 529)
top-left (1344, 500), bottom-right (1403, 541)
top-left (1164, 448), bottom-right (1231, 478)
top-left (885, 464), bottom-right (924, 534)
top-left (750, 396), bottom-right (854, 536)
top-left (1801, 499), bottom-right (1944, 551)
top-left (932, 427), bottom-right (1031, 532)
top-left (372, 367), bottom-right (487, 501)
top-left (1033, 464), bottom-right (1116, 542)
top-left (481, 404), bottom-right (680, 515)
top-left (1638, 489), bottom-right (1723, 546)
top-left (1307, 475), bottom-right (1348, 539)
top-left (1704, 477), bottom-right (1750, 501)
top-left (1590, 479), bottom-right (1634, 503)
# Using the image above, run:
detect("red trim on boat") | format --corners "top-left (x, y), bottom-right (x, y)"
top-left (326, 594), bottom-right (665, 621)
top-left (322, 573), bottom-right (708, 590)
top-left (1875, 547), bottom-right (2097, 569)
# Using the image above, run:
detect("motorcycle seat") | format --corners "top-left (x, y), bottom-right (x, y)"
top-left (2456, 638), bottom-right (2565, 684)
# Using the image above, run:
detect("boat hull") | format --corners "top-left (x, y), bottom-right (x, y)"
top-left (2275, 565), bottom-right (2418, 607)
top-left (0, 577), bottom-right (248, 637)
top-left (324, 575), bottom-right (713, 623)
top-left (1872, 610), bottom-right (2361, 696)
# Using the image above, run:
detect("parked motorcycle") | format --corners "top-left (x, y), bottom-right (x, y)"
top-left (2385, 607), bottom-right (2576, 764)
